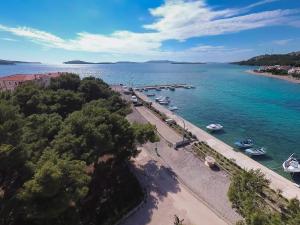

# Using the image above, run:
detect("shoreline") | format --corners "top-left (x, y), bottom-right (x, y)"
top-left (246, 70), bottom-right (300, 84)
top-left (135, 91), bottom-right (300, 201)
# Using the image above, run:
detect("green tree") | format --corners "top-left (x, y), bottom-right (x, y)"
top-left (49, 73), bottom-right (81, 91)
top-left (131, 122), bottom-right (159, 144)
top-left (78, 77), bottom-right (111, 102)
top-left (228, 169), bottom-right (269, 217)
top-left (52, 105), bottom-right (137, 163)
top-left (17, 150), bottom-right (90, 225)
top-left (12, 82), bottom-right (41, 116)
top-left (35, 89), bottom-right (83, 117)
top-left (20, 113), bottom-right (62, 162)
top-left (0, 100), bottom-right (23, 145)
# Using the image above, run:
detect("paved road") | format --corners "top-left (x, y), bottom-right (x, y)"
top-left (130, 106), bottom-right (240, 224)
top-left (121, 148), bottom-right (229, 225)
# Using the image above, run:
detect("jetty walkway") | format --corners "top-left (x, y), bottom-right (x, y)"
top-left (135, 91), bottom-right (300, 201)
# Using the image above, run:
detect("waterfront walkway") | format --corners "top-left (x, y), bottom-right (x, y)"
top-left (113, 85), bottom-right (240, 224)
top-left (135, 91), bottom-right (300, 201)
top-left (121, 148), bottom-right (229, 225)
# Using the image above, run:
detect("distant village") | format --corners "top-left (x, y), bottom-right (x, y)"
top-left (255, 65), bottom-right (300, 78)
top-left (0, 72), bottom-right (62, 91)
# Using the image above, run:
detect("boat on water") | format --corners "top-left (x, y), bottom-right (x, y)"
top-left (283, 154), bottom-right (300, 173)
top-left (155, 96), bottom-right (163, 101)
top-left (155, 88), bottom-right (161, 91)
top-left (169, 86), bottom-right (175, 91)
top-left (146, 93), bottom-right (155, 97)
top-left (168, 106), bottom-right (178, 111)
top-left (206, 123), bottom-right (223, 132)
top-left (158, 97), bottom-right (170, 105)
top-left (159, 100), bottom-right (169, 105)
top-left (234, 138), bottom-right (254, 149)
top-left (245, 147), bottom-right (266, 156)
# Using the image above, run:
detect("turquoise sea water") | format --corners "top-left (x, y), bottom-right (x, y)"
top-left (1, 63), bottom-right (300, 178)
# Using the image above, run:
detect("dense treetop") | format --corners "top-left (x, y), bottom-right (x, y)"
top-left (0, 73), bottom-right (157, 225)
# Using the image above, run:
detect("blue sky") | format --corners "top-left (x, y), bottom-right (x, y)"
top-left (0, 0), bottom-right (299, 63)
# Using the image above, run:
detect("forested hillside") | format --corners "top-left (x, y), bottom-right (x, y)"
top-left (233, 51), bottom-right (300, 66)
top-left (0, 73), bottom-right (157, 225)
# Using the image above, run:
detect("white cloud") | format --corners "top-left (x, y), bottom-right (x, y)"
top-left (144, 0), bottom-right (299, 41)
top-left (245, 0), bottom-right (279, 10)
top-left (0, 0), bottom-right (299, 61)
top-left (272, 38), bottom-right (293, 46)
top-left (0, 37), bottom-right (18, 42)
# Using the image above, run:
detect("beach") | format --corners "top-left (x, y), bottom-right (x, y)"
top-left (246, 70), bottom-right (300, 84)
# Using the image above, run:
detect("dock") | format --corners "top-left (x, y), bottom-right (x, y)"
top-left (134, 83), bottom-right (194, 90)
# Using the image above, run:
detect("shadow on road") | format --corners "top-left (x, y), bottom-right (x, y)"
top-left (123, 159), bottom-right (181, 225)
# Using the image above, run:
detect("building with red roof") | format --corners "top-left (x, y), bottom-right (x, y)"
top-left (0, 72), bottom-right (62, 91)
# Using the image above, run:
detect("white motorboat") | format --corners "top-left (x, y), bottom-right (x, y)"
top-left (168, 106), bottom-right (178, 111)
top-left (283, 154), bottom-right (300, 173)
top-left (155, 96), bottom-right (163, 102)
top-left (245, 147), bottom-right (266, 156)
top-left (159, 100), bottom-right (169, 105)
top-left (206, 123), bottom-right (223, 131)
top-left (234, 138), bottom-right (254, 149)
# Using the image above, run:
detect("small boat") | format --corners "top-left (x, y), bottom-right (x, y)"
top-left (155, 88), bottom-right (161, 91)
top-left (146, 93), bottom-right (155, 97)
top-left (206, 124), bottom-right (223, 131)
top-left (184, 86), bottom-right (191, 89)
top-left (168, 106), bottom-right (178, 111)
top-left (234, 138), bottom-right (254, 149)
top-left (245, 147), bottom-right (266, 156)
top-left (155, 96), bottom-right (163, 102)
top-left (159, 100), bottom-right (169, 105)
top-left (283, 154), bottom-right (300, 173)
top-left (169, 87), bottom-right (175, 91)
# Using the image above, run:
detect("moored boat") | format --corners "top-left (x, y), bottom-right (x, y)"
top-left (155, 96), bottom-right (163, 101)
top-left (146, 93), bottom-right (155, 97)
top-left (168, 106), bottom-right (178, 111)
top-left (206, 123), bottom-right (223, 131)
top-left (245, 147), bottom-right (266, 156)
top-left (234, 138), bottom-right (254, 149)
top-left (283, 154), bottom-right (300, 173)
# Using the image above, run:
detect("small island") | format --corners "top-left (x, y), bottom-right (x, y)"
top-left (64, 60), bottom-right (114, 64)
top-left (0, 59), bottom-right (41, 65)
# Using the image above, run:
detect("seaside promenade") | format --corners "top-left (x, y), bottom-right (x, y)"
top-left (135, 91), bottom-right (300, 201)
top-left (113, 85), bottom-right (240, 224)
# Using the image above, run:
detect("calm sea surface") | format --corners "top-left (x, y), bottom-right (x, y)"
top-left (1, 63), bottom-right (300, 178)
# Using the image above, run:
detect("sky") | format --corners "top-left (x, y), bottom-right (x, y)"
top-left (0, 0), bottom-right (300, 64)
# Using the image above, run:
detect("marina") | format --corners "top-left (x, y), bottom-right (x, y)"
top-left (134, 90), bottom-right (300, 200)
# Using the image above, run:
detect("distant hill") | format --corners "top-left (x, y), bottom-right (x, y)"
top-left (64, 60), bottom-right (114, 64)
top-left (233, 51), bottom-right (300, 66)
top-left (64, 59), bottom-right (205, 65)
top-left (0, 59), bottom-right (41, 65)
top-left (144, 60), bottom-right (174, 63)
top-left (145, 60), bottom-right (205, 64)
